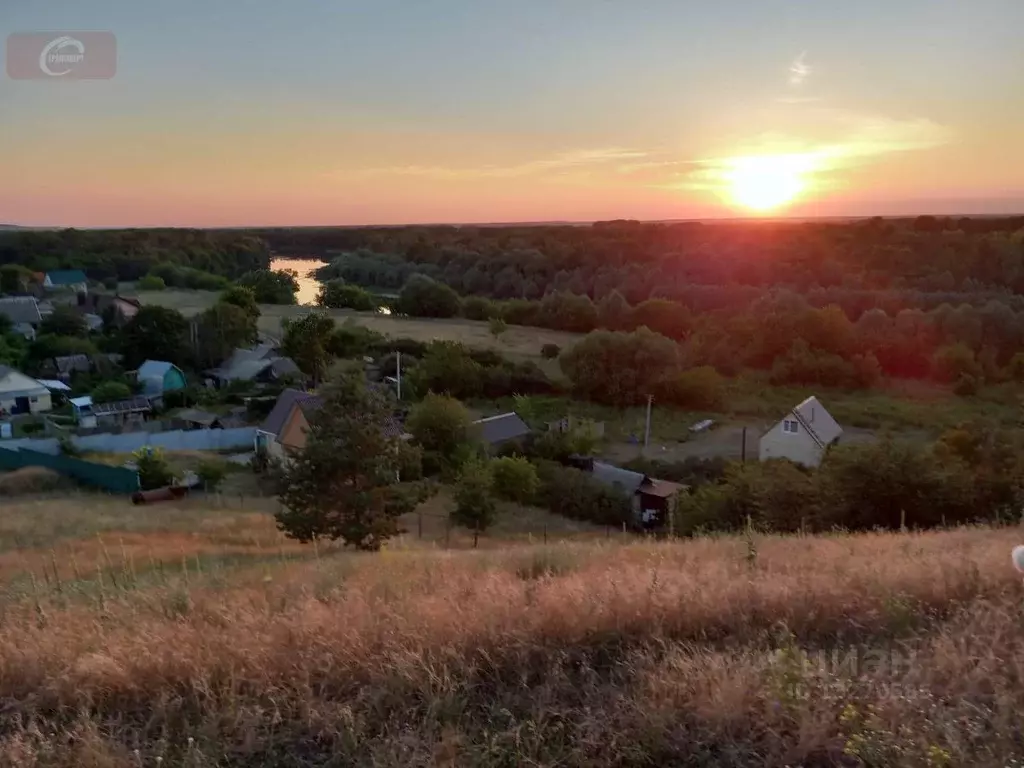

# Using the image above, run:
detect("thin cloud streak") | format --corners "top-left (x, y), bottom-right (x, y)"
top-left (353, 148), bottom-right (649, 180)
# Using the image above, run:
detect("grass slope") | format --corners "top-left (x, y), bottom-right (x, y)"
top-left (0, 494), bottom-right (1022, 765)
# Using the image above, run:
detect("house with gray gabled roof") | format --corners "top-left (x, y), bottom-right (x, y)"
top-left (0, 296), bottom-right (42, 340)
top-left (470, 412), bottom-right (531, 452)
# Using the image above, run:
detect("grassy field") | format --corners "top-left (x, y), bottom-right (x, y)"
top-left (135, 289), bottom-right (581, 371)
top-left (0, 490), bottom-right (1022, 766)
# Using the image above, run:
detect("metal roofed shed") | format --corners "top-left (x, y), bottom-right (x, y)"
top-left (590, 460), bottom-right (647, 496)
top-left (91, 396), bottom-right (152, 417)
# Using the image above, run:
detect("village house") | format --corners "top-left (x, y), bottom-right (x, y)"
top-left (256, 388), bottom-right (407, 464)
top-left (43, 270), bottom-right (88, 294)
top-left (0, 364), bottom-right (52, 415)
top-left (0, 296), bottom-right (42, 340)
top-left (569, 456), bottom-right (684, 530)
top-left (471, 412), bottom-right (531, 453)
top-left (205, 343), bottom-right (301, 388)
top-left (136, 360), bottom-right (187, 399)
top-left (758, 395), bottom-right (843, 468)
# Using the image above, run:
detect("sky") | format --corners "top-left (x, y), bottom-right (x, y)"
top-left (1, 0), bottom-right (1023, 227)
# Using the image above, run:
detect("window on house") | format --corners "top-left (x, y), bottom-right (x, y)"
top-left (783, 419), bottom-right (799, 434)
top-left (30, 397), bottom-right (38, 403)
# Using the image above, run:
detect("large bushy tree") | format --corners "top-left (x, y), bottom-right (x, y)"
top-left (281, 312), bottom-right (335, 384)
top-left (118, 306), bottom-right (189, 368)
top-left (559, 327), bottom-right (680, 407)
top-left (275, 367), bottom-right (431, 550)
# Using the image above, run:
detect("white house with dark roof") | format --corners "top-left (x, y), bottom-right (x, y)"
top-left (758, 395), bottom-right (842, 468)
top-left (0, 365), bottom-right (51, 415)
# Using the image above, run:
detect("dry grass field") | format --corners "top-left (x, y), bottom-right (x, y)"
top-left (0, 490), bottom-right (1023, 766)
top-left (134, 289), bottom-right (582, 370)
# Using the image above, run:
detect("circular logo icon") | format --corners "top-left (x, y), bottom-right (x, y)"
top-left (39, 35), bottom-right (85, 77)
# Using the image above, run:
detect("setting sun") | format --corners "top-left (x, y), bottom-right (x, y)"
top-left (722, 154), bottom-right (814, 212)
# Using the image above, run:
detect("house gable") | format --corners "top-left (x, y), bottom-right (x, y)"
top-left (758, 398), bottom-right (840, 468)
top-left (279, 405), bottom-right (311, 451)
top-left (0, 367), bottom-right (48, 395)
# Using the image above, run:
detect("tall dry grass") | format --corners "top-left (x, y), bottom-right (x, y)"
top-left (1, 525), bottom-right (1023, 766)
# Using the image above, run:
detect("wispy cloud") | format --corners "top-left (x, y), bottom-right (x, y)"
top-left (789, 52), bottom-right (810, 87)
top-left (354, 148), bottom-right (649, 180)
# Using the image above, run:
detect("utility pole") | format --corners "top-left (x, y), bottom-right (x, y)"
top-left (396, 350), bottom-right (402, 400)
top-left (643, 394), bottom-right (653, 452)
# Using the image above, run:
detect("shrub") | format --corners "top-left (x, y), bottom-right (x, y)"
top-left (488, 316), bottom-right (508, 340)
top-left (535, 461), bottom-right (632, 527)
top-left (196, 459), bottom-right (229, 492)
top-left (137, 274), bottom-right (166, 291)
top-left (317, 280), bottom-right (377, 311)
top-left (461, 296), bottom-right (498, 321)
top-left (490, 456), bottom-right (540, 504)
top-left (133, 447), bottom-right (175, 490)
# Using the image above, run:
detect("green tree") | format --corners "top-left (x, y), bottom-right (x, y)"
top-left (397, 274), bottom-right (460, 318)
top-left (317, 280), bottom-right (377, 311)
top-left (220, 285), bottom-right (261, 319)
top-left (195, 301), bottom-right (258, 368)
top-left (407, 341), bottom-right (483, 399)
top-left (490, 456), bottom-right (540, 504)
top-left (281, 312), bottom-right (335, 384)
top-left (0, 264), bottom-right (32, 294)
top-left (236, 269), bottom-right (299, 304)
top-left (133, 447), bottom-right (176, 490)
top-left (40, 305), bottom-right (88, 338)
top-left (406, 393), bottom-right (471, 460)
top-left (120, 306), bottom-right (189, 369)
top-left (560, 327), bottom-right (680, 407)
top-left (597, 290), bottom-right (631, 331)
top-left (451, 458), bottom-right (497, 547)
top-left (274, 367), bottom-right (430, 549)
top-left (630, 298), bottom-right (691, 340)
top-left (91, 381), bottom-right (132, 404)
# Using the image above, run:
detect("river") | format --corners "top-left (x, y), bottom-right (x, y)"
top-left (270, 257), bottom-right (326, 306)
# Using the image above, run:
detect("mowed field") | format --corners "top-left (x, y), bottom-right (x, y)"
top-left (135, 289), bottom-right (583, 368)
top-left (1, 490), bottom-right (1023, 765)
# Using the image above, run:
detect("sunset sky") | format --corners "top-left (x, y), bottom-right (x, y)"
top-left (2, 0), bottom-right (1023, 227)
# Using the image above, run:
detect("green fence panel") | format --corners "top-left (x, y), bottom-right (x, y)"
top-left (0, 448), bottom-right (140, 493)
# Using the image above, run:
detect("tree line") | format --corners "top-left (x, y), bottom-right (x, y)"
top-left (0, 229), bottom-right (270, 283)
